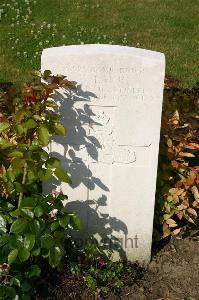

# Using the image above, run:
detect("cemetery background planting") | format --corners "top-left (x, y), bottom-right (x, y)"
top-left (0, 0), bottom-right (199, 86)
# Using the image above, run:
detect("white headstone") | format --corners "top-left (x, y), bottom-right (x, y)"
top-left (41, 44), bottom-right (165, 263)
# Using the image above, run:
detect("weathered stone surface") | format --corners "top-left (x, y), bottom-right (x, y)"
top-left (41, 44), bottom-right (165, 263)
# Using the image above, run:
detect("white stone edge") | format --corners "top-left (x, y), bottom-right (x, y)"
top-left (42, 44), bottom-right (165, 62)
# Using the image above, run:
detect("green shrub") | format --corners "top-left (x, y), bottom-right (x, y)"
top-left (0, 71), bottom-right (81, 299)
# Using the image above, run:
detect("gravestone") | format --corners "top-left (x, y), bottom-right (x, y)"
top-left (41, 44), bottom-right (165, 263)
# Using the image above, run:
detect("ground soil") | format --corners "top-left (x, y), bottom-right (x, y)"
top-left (38, 231), bottom-right (199, 300)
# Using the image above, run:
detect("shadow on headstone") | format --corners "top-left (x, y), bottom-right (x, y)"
top-left (43, 84), bottom-right (128, 260)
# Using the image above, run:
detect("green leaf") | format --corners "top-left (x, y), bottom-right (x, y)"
top-left (31, 247), bottom-right (40, 256)
top-left (20, 208), bottom-right (34, 219)
top-left (28, 265), bottom-right (41, 278)
top-left (15, 110), bottom-right (25, 123)
top-left (18, 247), bottom-right (30, 262)
top-left (59, 215), bottom-right (70, 228)
top-left (43, 69), bottom-right (52, 79)
top-left (21, 281), bottom-right (32, 292)
top-left (21, 295), bottom-right (31, 300)
top-left (24, 234), bottom-right (35, 251)
top-left (24, 119), bottom-right (37, 129)
top-left (15, 124), bottom-right (24, 134)
top-left (7, 170), bottom-right (15, 182)
top-left (11, 158), bottom-right (25, 170)
top-left (39, 168), bottom-right (52, 180)
top-left (46, 157), bottom-right (61, 168)
top-left (50, 221), bottom-right (60, 231)
top-left (41, 234), bottom-right (54, 249)
top-left (9, 151), bottom-right (23, 158)
top-left (10, 209), bottom-right (20, 217)
top-left (34, 206), bottom-right (44, 217)
top-left (0, 137), bottom-right (13, 148)
top-left (10, 277), bottom-right (21, 287)
top-left (33, 115), bottom-right (42, 121)
top-left (0, 235), bottom-right (9, 247)
top-left (15, 182), bottom-right (24, 192)
top-left (41, 248), bottom-right (50, 258)
top-left (31, 70), bottom-right (41, 77)
top-left (3, 286), bottom-right (16, 298)
top-left (54, 123), bottom-right (66, 135)
top-left (54, 168), bottom-right (72, 183)
top-left (37, 126), bottom-right (49, 146)
top-left (9, 235), bottom-right (23, 249)
top-left (10, 218), bottom-right (28, 233)
top-left (29, 219), bottom-right (41, 236)
top-left (49, 246), bottom-right (62, 267)
top-left (0, 214), bottom-right (7, 234)
top-left (0, 122), bottom-right (9, 133)
top-left (20, 197), bottom-right (38, 209)
top-left (8, 249), bottom-right (18, 264)
top-left (45, 100), bottom-right (58, 108)
top-left (70, 215), bottom-right (81, 231)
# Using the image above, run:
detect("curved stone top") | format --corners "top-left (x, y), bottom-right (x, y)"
top-left (42, 44), bottom-right (165, 61)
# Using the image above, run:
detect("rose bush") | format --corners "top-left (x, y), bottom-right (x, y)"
top-left (0, 70), bottom-right (81, 299)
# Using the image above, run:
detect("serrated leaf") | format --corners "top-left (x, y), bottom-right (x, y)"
top-left (8, 249), bottom-right (18, 264)
top-left (10, 218), bottom-right (27, 233)
top-left (24, 234), bottom-right (35, 251)
top-left (37, 126), bottom-right (49, 146)
top-left (54, 168), bottom-right (71, 183)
